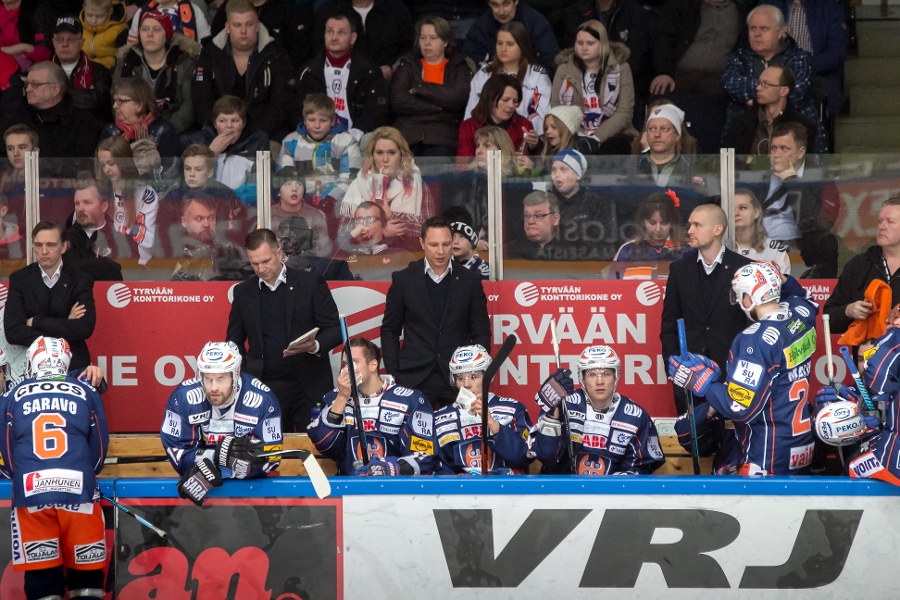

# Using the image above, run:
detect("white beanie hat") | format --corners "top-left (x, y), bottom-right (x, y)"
top-left (647, 104), bottom-right (685, 133)
top-left (548, 105), bottom-right (584, 136)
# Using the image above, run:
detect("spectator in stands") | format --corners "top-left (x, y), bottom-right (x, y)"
top-left (721, 64), bottom-right (822, 154)
top-left (0, 191), bottom-right (22, 260)
top-left (722, 5), bottom-right (827, 154)
top-left (824, 197), bottom-right (900, 334)
top-left (80, 0), bottom-right (128, 70)
top-left (391, 16), bottom-right (474, 157)
top-left (649, 0), bottom-right (747, 96)
top-left (633, 103), bottom-right (706, 191)
top-left (451, 220), bottom-right (490, 279)
top-left (64, 178), bottom-right (124, 280)
top-left (193, 0), bottom-right (296, 140)
top-left (5, 220), bottom-right (97, 370)
top-left (732, 187), bottom-right (790, 274)
top-left (278, 216), bottom-right (357, 280)
top-left (114, 9), bottom-right (199, 134)
top-left (540, 104), bottom-right (600, 162)
top-left (296, 11), bottom-right (388, 142)
top-left (406, 0), bottom-right (485, 41)
top-left (0, 0), bottom-right (53, 72)
top-left (210, 0), bottom-right (313, 70)
top-left (563, 0), bottom-right (653, 97)
top-left (508, 190), bottom-right (560, 259)
top-left (3, 124), bottom-right (35, 176)
top-left (458, 73), bottom-right (537, 158)
top-left (551, 21), bottom-right (637, 154)
top-left (0, 53), bottom-right (24, 133)
top-left (23, 62), bottom-right (100, 160)
top-left (341, 126), bottom-right (433, 249)
top-left (549, 148), bottom-right (617, 260)
top-left (613, 191), bottom-right (687, 262)
top-left (101, 77), bottom-right (182, 157)
top-left (127, 0), bottom-right (212, 45)
top-left (761, 0), bottom-right (847, 115)
top-left (189, 94), bottom-right (268, 193)
top-left (314, 0), bottom-right (414, 81)
top-left (172, 192), bottom-right (247, 281)
top-left (95, 136), bottom-right (159, 265)
top-left (272, 178), bottom-right (331, 257)
top-left (464, 0), bottom-right (559, 74)
top-left (50, 15), bottom-right (111, 121)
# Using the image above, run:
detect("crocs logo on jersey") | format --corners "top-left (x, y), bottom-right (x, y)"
top-left (23, 469), bottom-right (83, 497)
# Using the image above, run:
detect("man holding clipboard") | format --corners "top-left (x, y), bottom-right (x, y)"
top-left (227, 229), bottom-right (341, 432)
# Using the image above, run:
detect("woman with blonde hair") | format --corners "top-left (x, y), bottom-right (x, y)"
top-left (613, 191), bottom-right (687, 262)
top-left (341, 126), bottom-right (433, 248)
top-left (469, 126), bottom-right (519, 175)
top-left (733, 188), bottom-right (791, 274)
top-left (94, 135), bottom-right (159, 265)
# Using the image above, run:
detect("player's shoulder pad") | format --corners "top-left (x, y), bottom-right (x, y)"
top-left (434, 407), bottom-right (458, 425)
top-left (742, 322), bottom-right (761, 335)
top-left (180, 376), bottom-right (201, 387)
top-left (387, 385), bottom-right (417, 399)
top-left (616, 395), bottom-right (647, 420)
top-left (246, 375), bottom-right (272, 394)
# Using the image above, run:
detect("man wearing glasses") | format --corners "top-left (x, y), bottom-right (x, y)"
top-left (508, 190), bottom-right (561, 260)
top-left (49, 15), bottom-right (111, 121)
top-left (22, 62), bottom-right (100, 162)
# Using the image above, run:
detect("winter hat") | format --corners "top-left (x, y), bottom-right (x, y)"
top-left (548, 105), bottom-right (584, 136)
top-left (647, 104), bottom-right (685, 133)
top-left (140, 10), bottom-right (174, 41)
top-left (552, 148), bottom-right (588, 179)
top-left (451, 221), bottom-right (478, 250)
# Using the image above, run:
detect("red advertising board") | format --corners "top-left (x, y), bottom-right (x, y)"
top-left (0, 280), bottom-right (840, 432)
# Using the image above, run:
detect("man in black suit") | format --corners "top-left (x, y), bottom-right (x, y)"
top-left (660, 204), bottom-right (752, 413)
top-left (381, 216), bottom-right (491, 407)
top-left (5, 220), bottom-right (96, 370)
top-left (227, 228), bottom-right (341, 432)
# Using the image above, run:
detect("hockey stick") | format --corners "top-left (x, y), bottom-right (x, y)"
top-left (104, 456), bottom-right (170, 465)
top-left (481, 334), bottom-right (518, 475)
top-left (100, 492), bottom-right (167, 538)
top-left (550, 318), bottom-right (576, 474)
top-left (823, 314), bottom-right (835, 386)
top-left (340, 315), bottom-right (369, 466)
top-left (677, 319), bottom-right (701, 475)
top-left (249, 448), bottom-right (332, 499)
top-left (839, 346), bottom-right (876, 412)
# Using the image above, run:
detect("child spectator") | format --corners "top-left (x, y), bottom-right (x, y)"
top-left (271, 178), bottom-right (332, 257)
top-left (451, 220), bottom-right (489, 280)
top-left (81, 0), bottom-right (128, 69)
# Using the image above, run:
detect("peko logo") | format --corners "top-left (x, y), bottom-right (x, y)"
top-left (514, 282), bottom-right (540, 307)
top-left (635, 282), bottom-right (662, 307)
top-left (107, 283), bottom-right (133, 308)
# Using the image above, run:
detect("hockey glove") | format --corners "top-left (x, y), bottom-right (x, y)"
top-left (535, 368), bottom-right (575, 412)
top-left (355, 457), bottom-right (412, 477)
top-left (674, 401), bottom-right (719, 456)
top-left (177, 458), bottom-right (222, 506)
top-left (216, 436), bottom-right (265, 479)
top-left (668, 353), bottom-right (720, 396)
top-left (814, 384), bottom-right (861, 411)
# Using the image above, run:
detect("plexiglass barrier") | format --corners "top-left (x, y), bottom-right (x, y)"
top-left (10, 151), bottom-right (895, 281)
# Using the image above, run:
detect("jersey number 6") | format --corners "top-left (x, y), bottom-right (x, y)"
top-left (32, 413), bottom-right (68, 460)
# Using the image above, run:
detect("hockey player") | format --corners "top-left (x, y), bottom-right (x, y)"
top-left (160, 341), bottom-right (283, 505)
top-left (308, 337), bottom-right (434, 476)
top-left (433, 345), bottom-right (532, 475)
top-left (0, 336), bottom-right (109, 600)
top-left (531, 345), bottom-right (665, 475)
top-left (669, 262), bottom-right (818, 476)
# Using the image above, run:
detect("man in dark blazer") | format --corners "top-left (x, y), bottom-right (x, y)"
top-left (227, 228), bottom-right (341, 433)
top-left (660, 204), bottom-right (752, 413)
top-left (5, 220), bottom-right (96, 370)
top-left (381, 217), bottom-right (491, 407)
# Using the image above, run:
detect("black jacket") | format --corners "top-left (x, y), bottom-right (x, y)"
top-left (824, 245), bottom-right (900, 334)
top-left (404, 0), bottom-right (484, 21)
top-left (211, 0), bottom-right (313, 69)
top-left (660, 248), bottom-right (753, 370)
top-left (381, 259), bottom-right (491, 389)
top-left (52, 53), bottom-right (112, 122)
top-left (314, 0), bottom-right (414, 69)
top-left (23, 96), bottom-right (100, 161)
top-left (193, 25), bottom-right (298, 138)
top-left (721, 102), bottom-right (822, 154)
top-left (390, 51), bottom-right (474, 150)
top-left (5, 261), bottom-right (97, 370)
top-left (226, 267), bottom-right (341, 404)
top-left (100, 117), bottom-right (182, 158)
top-left (296, 49), bottom-right (389, 134)
top-left (63, 220), bottom-right (124, 282)
top-left (464, 2), bottom-right (560, 75)
top-left (563, 0), bottom-right (655, 93)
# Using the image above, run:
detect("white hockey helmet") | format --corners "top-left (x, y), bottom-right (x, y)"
top-left (577, 345), bottom-right (620, 384)
top-left (730, 261), bottom-right (782, 320)
top-left (26, 336), bottom-right (71, 380)
top-left (815, 401), bottom-right (866, 447)
top-left (449, 345), bottom-right (491, 385)
top-left (197, 341), bottom-right (242, 397)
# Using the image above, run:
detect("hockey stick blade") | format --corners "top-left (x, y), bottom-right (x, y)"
top-left (249, 449), bottom-right (331, 499)
top-left (839, 346), bottom-right (876, 412)
top-left (100, 492), bottom-right (167, 538)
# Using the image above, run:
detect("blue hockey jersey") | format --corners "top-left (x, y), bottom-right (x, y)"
top-left (433, 393), bottom-right (533, 475)
top-left (307, 376), bottom-right (434, 475)
top-left (855, 327), bottom-right (900, 481)
top-left (531, 391), bottom-right (664, 475)
top-left (0, 376), bottom-right (108, 508)
top-left (160, 373), bottom-right (283, 477)
top-left (703, 276), bottom-right (818, 475)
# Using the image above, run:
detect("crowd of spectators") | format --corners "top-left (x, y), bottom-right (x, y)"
top-left (0, 0), bottom-right (852, 281)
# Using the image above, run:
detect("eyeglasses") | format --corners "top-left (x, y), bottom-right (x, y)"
top-left (584, 369), bottom-right (615, 380)
top-left (454, 372), bottom-right (481, 382)
top-left (24, 81), bottom-right (53, 90)
top-left (112, 97), bottom-right (136, 106)
top-left (524, 212), bottom-right (556, 222)
top-left (755, 79), bottom-right (784, 89)
top-left (351, 216), bottom-right (381, 226)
